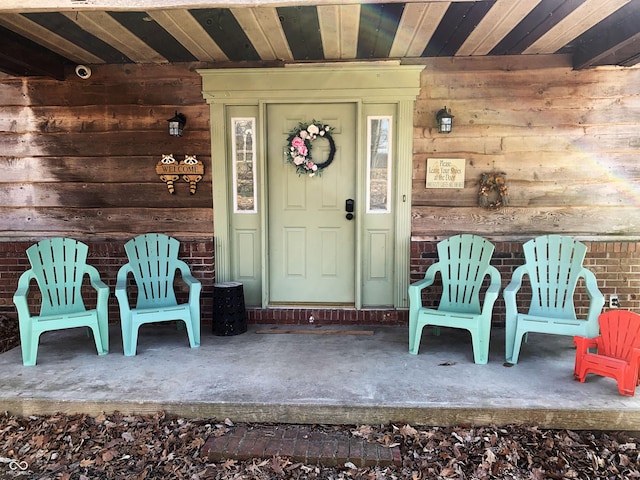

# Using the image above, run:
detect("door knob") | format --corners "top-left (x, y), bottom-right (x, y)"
top-left (345, 199), bottom-right (354, 220)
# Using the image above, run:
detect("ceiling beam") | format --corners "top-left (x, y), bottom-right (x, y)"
top-left (587, 34), bottom-right (640, 67)
top-left (390, 2), bottom-right (449, 58)
top-left (232, 7), bottom-right (292, 61)
top-left (457, 0), bottom-right (541, 56)
top-left (0, 0), bottom-right (478, 14)
top-left (149, 9), bottom-right (228, 62)
top-left (0, 24), bottom-right (66, 79)
top-left (61, 11), bottom-right (167, 64)
top-left (523, 0), bottom-right (629, 55)
top-left (318, 4), bottom-right (360, 59)
top-left (0, 12), bottom-right (104, 64)
top-left (573, 1), bottom-right (640, 69)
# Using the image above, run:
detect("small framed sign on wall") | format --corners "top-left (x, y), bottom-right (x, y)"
top-left (426, 158), bottom-right (465, 188)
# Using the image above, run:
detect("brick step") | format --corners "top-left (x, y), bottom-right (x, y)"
top-left (202, 425), bottom-right (402, 467)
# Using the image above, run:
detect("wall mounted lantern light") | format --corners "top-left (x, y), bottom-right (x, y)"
top-left (436, 106), bottom-right (453, 134)
top-left (168, 111), bottom-right (186, 137)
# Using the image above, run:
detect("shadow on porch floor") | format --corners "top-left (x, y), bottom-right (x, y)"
top-left (0, 323), bottom-right (638, 431)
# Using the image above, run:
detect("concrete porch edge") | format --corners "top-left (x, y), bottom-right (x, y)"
top-left (0, 399), bottom-right (637, 431)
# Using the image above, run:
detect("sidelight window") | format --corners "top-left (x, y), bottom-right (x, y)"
top-left (366, 116), bottom-right (392, 213)
top-left (232, 117), bottom-right (257, 213)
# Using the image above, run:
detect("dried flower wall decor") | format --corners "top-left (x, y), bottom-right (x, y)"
top-left (478, 171), bottom-right (509, 208)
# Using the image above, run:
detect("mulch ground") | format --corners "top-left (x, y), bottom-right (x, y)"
top-left (1, 315), bottom-right (639, 479)
top-left (0, 412), bottom-right (638, 479)
top-left (0, 314), bottom-right (19, 356)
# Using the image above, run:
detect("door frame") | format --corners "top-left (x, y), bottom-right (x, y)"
top-left (199, 63), bottom-right (423, 309)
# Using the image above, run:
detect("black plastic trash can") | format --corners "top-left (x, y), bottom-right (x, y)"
top-left (212, 281), bottom-right (248, 336)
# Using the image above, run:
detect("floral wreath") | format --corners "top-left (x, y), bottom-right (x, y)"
top-left (478, 171), bottom-right (510, 208)
top-left (285, 120), bottom-right (335, 177)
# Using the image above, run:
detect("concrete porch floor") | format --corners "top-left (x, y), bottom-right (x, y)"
top-left (0, 323), bottom-right (639, 431)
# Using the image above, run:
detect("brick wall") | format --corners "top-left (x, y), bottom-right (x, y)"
top-left (0, 238), bottom-right (215, 325)
top-left (2, 239), bottom-right (637, 327)
top-left (410, 239), bottom-right (640, 326)
top-left (246, 307), bottom-right (408, 326)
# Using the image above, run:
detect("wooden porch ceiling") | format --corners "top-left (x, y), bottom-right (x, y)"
top-left (0, 0), bottom-right (639, 80)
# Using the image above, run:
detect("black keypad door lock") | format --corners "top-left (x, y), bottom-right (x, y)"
top-left (345, 199), bottom-right (354, 220)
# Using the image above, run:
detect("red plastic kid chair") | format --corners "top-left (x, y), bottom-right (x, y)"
top-left (574, 310), bottom-right (640, 396)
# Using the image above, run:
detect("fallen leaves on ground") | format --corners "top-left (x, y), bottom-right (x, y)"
top-left (0, 411), bottom-right (638, 479)
top-left (0, 315), bottom-right (19, 355)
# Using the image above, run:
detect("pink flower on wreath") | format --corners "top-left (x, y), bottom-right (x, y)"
top-left (297, 144), bottom-right (308, 156)
top-left (291, 136), bottom-right (305, 149)
top-left (293, 156), bottom-right (305, 165)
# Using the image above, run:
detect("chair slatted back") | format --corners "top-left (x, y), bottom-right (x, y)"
top-left (124, 233), bottom-right (180, 308)
top-left (437, 234), bottom-right (495, 314)
top-left (522, 235), bottom-right (587, 319)
top-left (26, 238), bottom-right (89, 316)
top-left (599, 310), bottom-right (640, 361)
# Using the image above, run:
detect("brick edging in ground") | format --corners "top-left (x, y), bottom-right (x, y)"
top-left (201, 425), bottom-right (402, 467)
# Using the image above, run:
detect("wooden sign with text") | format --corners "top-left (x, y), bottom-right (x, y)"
top-left (156, 154), bottom-right (204, 194)
top-left (426, 158), bottom-right (465, 189)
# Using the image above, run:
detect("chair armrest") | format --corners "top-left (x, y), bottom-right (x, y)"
top-left (574, 335), bottom-right (599, 354)
top-left (175, 260), bottom-right (201, 288)
top-left (630, 348), bottom-right (640, 369)
top-left (408, 262), bottom-right (441, 307)
top-left (182, 273), bottom-right (200, 288)
top-left (580, 268), bottom-right (605, 335)
top-left (13, 269), bottom-right (35, 317)
top-left (175, 260), bottom-right (202, 302)
top-left (114, 263), bottom-right (133, 307)
top-left (85, 265), bottom-right (109, 293)
top-left (85, 264), bottom-right (110, 313)
top-left (503, 264), bottom-right (527, 321)
top-left (481, 265), bottom-right (502, 317)
top-left (503, 264), bottom-right (526, 297)
top-left (185, 274), bottom-right (202, 304)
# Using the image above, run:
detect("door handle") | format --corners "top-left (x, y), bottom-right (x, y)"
top-left (345, 199), bottom-right (354, 220)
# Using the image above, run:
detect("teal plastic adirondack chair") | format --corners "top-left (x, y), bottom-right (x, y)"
top-left (504, 235), bottom-right (604, 364)
top-left (408, 234), bottom-right (501, 364)
top-left (13, 238), bottom-right (109, 366)
top-left (115, 233), bottom-right (201, 356)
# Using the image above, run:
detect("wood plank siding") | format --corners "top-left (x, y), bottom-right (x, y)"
top-left (0, 63), bottom-right (212, 239)
top-left (412, 56), bottom-right (640, 239)
top-left (0, 57), bottom-right (639, 321)
top-left (2, 57), bottom-right (638, 241)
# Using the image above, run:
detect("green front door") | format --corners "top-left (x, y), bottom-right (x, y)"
top-left (267, 103), bottom-right (357, 304)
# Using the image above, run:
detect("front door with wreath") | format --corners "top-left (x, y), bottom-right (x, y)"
top-left (267, 103), bottom-right (357, 304)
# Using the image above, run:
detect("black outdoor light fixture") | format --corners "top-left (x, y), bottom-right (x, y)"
top-left (168, 111), bottom-right (186, 137)
top-left (436, 106), bottom-right (453, 133)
